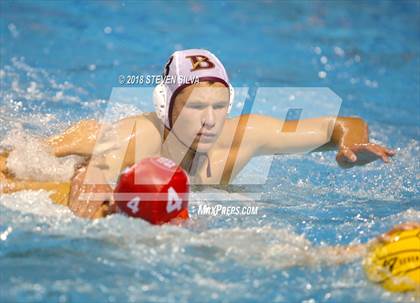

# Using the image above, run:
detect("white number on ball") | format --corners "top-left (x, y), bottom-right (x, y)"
top-left (167, 187), bottom-right (182, 213)
top-left (127, 197), bottom-right (141, 214)
top-left (156, 157), bottom-right (176, 169)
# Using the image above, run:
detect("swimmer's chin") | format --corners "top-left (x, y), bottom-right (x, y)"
top-left (189, 135), bottom-right (218, 153)
top-left (193, 141), bottom-right (216, 153)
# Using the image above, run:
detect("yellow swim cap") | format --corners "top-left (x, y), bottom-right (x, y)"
top-left (363, 228), bottom-right (420, 292)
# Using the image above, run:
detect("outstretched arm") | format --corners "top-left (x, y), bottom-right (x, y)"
top-left (313, 243), bottom-right (368, 265)
top-left (65, 114), bottom-right (162, 219)
top-left (47, 119), bottom-right (103, 157)
top-left (241, 114), bottom-right (395, 167)
top-left (302, 222), bottom-right (419, 267)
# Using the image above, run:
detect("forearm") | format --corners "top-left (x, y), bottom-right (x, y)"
top-left (255, 115), bottom-right (336, 155)
top-left (314, 243), bottom-right (368, 265)
top-left (47, 119), bottom-right (102, 157)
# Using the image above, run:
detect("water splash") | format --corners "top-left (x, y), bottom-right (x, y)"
top-left (1, 128), bottom-right (84, 181)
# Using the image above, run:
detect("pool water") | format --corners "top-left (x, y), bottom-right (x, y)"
top-left (0, 1), bottom-right (419, 302)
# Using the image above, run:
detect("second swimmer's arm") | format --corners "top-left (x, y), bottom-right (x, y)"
top-left (307, 222), bottom-right (420, 266)
top-left (313, 243), bottom-right (368, 265)
top-left (66, 116), bottom-right (162, 219)
top-left (68, 162), bottom-right (115, 219)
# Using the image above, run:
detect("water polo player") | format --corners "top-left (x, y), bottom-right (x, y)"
top-left (0, 48), bottom-right (395, 219)
top-left (1, 49), bottom-right (418, 292)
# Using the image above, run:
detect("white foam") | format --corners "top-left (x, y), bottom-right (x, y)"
top-left (1, 128), bottom-right (84, 181)
top-left (0, 190), bottom-right (72, 218)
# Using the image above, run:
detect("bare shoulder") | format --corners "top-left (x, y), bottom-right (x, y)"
top-left (103, 112), bottom-right (163, 157)
top-left (116, 112), bottom-right (163, 140)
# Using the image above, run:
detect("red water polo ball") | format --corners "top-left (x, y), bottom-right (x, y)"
top-left (114, 157), bottom-right (189, 224)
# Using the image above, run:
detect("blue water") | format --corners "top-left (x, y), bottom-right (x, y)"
top-left (0, 1), bottom-right (419, 302)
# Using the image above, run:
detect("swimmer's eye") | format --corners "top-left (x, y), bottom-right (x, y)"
top-left (187, 101), bottom-right (228, 110)
top-left (213, 102), bottom-right (228, 109)
top-left (187, 103), bottom-right (207, 110)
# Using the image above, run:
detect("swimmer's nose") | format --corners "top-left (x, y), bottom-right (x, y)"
top-left (202, 106), bottom-right (216, 129)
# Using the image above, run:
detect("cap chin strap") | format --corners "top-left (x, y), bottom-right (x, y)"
top-left (164, 125), bottom-right (212, 178)
top-left (189, 151), bottom-right (212, 179)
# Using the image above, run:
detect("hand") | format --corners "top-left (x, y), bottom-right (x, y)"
top-left (0, 151), bottom-right (9, 175)
top-left (376, 222), bottom-right (420, 244)
top-left (68, 167), bottom-right (116, 219)
top-left (336, 143), bottom-right (396, 168)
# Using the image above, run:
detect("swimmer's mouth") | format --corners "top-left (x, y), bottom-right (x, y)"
top-left (198, 132), bottom-right (216, 138)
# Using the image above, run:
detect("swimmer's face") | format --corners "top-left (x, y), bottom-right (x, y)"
top-left (171, 81), bottom-right (230, 152)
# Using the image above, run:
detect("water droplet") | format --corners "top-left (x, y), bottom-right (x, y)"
top-left (104, 26), bottom-right (112, 34)
top-left (318, 71), bottom-right (327, 79)
top-left (333, 46), bottom-right (345, 57)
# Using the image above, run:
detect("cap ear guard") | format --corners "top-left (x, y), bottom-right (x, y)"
top-left (153, 82), bottom-right (169, 127)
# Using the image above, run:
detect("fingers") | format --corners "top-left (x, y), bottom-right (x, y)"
top-left (68, 166), bottom-right (111, 219)
top-left (392, 222), bottom-right (420, 231)
top-left (367, 144), bottom-right (390, 163)
top-left (376, 145), bottom-right (396, 161)
top-left (340, 148), bottom-right (357, 162)
top-left (377, 233), bottom-right (392, 244)
top-left (0, 154), bottom-right (8, 173)
top-left (336, 148), bottom-right (357, 168)
top-left (368, 144), bottom-right (396, 157)
top-left (377, 228), bottom-right (398, 243)
top-left (68, 169), bottom-right (86, 214)
top-left (68, 182), bottom-right (99, 218)
top-left (384, 147), bottom-right (396, 156)
top-left (76, 184), bottom-right (112, 219)
top-left (337, 143), bottom-right (396, 168)
top-left (81, 199), bottom-right (104, 219)
top-left (362, 143), bottom-right (396, 163)
top-left (92, 200), bottom-right (113, 219)
top-left (377, 222), bottom-right (420, 243)
top-left (342, 148), bottom-right (357, 162)
top-left (0, 171), bottom-right (7, 181)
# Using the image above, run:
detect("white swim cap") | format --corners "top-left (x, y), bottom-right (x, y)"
top-left (153, 49), bottom-right (234, 129)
